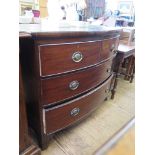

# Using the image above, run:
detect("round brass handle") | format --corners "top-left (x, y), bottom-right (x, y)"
top-left (69, 80), bottom-right (79, 90)
top-left (70, 107), bottom-right (80, 116)
top-left (72, 51), bottom-right (83, 62)
top-left (107, 68), bottom-right (111, 73)
top-left (110, 44), bottom-right (115, 52)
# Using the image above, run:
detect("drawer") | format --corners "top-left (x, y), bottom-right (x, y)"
top-left (41, 59), bottom-right (113, 106)
top-left (101, 36), bottom-right (119, 60)
top-left (43, 74), bottom-right (113, 134)
top-left (39, 41), bottom-right (102, 76)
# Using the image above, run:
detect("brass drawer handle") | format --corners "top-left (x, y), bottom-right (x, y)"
top-left (69, 80), bottom-right (79, 90)
top-left (72, 51), bottom-right (83, 62)
top-left (70, 107), bottom-right (80, 116)
top-left (110, 44), bottom-right (115, 52)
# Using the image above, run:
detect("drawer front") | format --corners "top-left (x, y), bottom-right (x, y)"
top-left (43, 75), bottom-right (113, 134)
top-left (101, 37), bottom-right (119, 60)
top-left (41, 59), bottom-right (113, 106)
top-left (39, 41), bottom-right (102, 76)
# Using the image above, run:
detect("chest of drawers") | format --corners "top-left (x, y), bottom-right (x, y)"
top-left (20, 28), bottom-right (120, 150)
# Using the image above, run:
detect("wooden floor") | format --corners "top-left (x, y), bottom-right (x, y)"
top-left (42, 78), bottom-right (135, 155)
top-left (105, 126), bottom-right (135, 155)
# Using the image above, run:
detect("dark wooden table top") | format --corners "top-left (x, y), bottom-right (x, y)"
top-left (118, 40), bottom-right (135, 54)
top-left (118, 44), bottom-right (135, 53)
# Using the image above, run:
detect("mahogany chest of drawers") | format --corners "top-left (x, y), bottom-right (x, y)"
top-left (20, 28), bottom-right (120, 149)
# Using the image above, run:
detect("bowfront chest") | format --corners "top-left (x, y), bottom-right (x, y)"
top-left (20, 27), bottom-right (120, 149)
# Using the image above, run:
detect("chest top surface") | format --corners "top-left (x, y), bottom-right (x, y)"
top-left (19, 22), bottom-right (122, 40)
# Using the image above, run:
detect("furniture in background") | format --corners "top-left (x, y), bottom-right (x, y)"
top-left (111, 42), bottom-right (135, 99)
top-left (115, 18), bottom-right (134, 27)
top-left (19, 34), bottom-right (41, 155)
top-left (111, 27), bottom-right (135, 99)
top-left (20, 26), bottom-right (121, 149)
top-left (119, 27), bottom-right (135, 45)
top-left (19, 65), bottom-right (41, 155)
top-left (19, 0), bottom-right (41, 24)
top-left (19, 0), bottom-right (34, 16)
top-left (115, 0), bottom-right (135, 27)
top-left (103, 16), bottom-right (117, 27)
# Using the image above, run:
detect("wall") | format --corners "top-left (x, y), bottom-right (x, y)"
top-left (39, 0), bottom-right (48, 18)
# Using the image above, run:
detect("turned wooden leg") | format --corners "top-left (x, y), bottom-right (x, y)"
top-left (130, 68), bottom-right (135, 83)
top-left (126, 55), bottom-right (135, 82)
top-left (130, 56), bottom-right (135, 83)
top-left (128, 56), bottom-right (134, 81)
top-left (124, 58), bottom-right (129, 80)
top-left (111, 74), bottom-right (118, 99)
top-left (124, 56), bottom-right (133, 81)
top-left (111, 53), bottom-right (123, 99)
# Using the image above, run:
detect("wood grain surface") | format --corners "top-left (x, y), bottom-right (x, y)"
top-left (41, 59), bottom-right (113, 106)
top-left (39, 36), bottom-right (119, 76)
top-left (44, 75), bottom-right (112, 134)
top-left (42, 78), bottom-right (135, 155)
top-left (39, 41), bottom-right (101, 76)
top-left (105, 126), bottom-right (135, 155)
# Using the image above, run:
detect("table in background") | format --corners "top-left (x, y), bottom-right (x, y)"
top-left (111, 41), bottom-right (135, 99)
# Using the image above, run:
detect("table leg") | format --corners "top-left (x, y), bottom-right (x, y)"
top-left (111, 54), bottom-right (123, 99)
top-left (124, 56), bottom-right (133, 81)
top-left (130, 56), bottom-right (135, 83)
